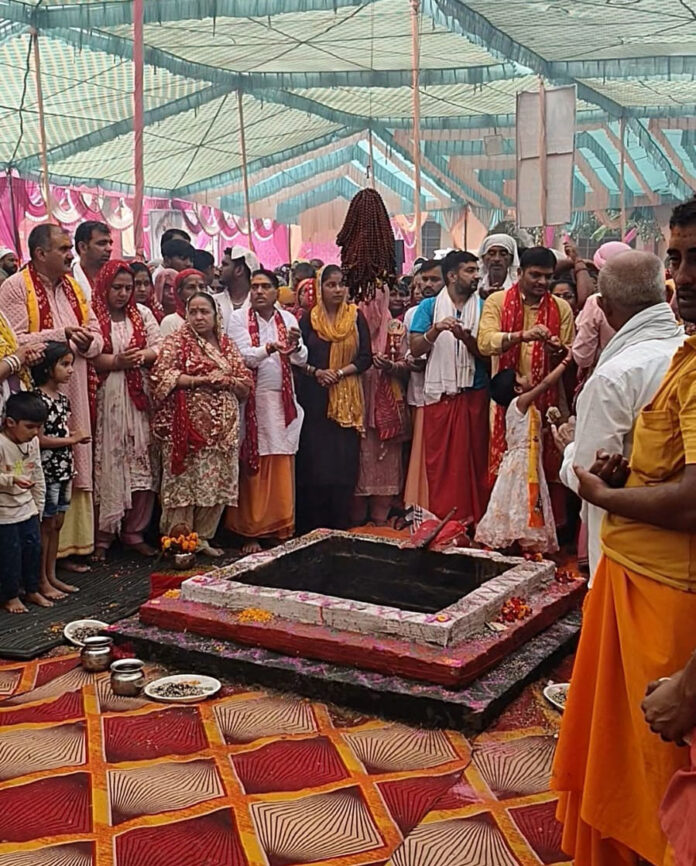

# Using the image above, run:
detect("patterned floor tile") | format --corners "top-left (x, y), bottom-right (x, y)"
top-left (213, 694), bottom-right (317, 744)
top-left (387, 812), bottom-right (519, 866)
top-left (103, 706), bottom-right (207, 763)
top-left (0, 842), bottom-right (94, 866)
top-left (0, 667), bottom-right (23, 697)
top-left (0, 721), bottom-right (86, 780)
top-left (343, 725), bottom-right (459, 774)
top-left (108, 758), bottom-right (225, 825)
top-left (0, 773), bottom-right (92, 841)
top-left (471, 735), bottom-right (557, 799)
top-left (0, 690), bottom-right (83, 725)
top-left (251, 786), bottom-right (384, 865)
top-left (508, 799), bottom-right (566, 865)
top-left (114, 808), bottom-right (248, 866)
top-left (378, 772), bottom-right (462, 836)
top-left (232, 736), bottom-right (349, 794)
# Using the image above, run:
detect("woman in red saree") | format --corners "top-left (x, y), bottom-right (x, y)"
top-left (91, 261), bottom-right (162, 561)
top-left (150, 292), bottom-right (252, 556)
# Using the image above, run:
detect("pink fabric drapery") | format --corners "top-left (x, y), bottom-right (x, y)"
top-left (0, 174), bottom-right (291, 268)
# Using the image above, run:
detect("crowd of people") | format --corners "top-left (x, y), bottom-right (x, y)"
top-left (0, 215), bottom-right (680, 608)
top-left (1, 197), bottom-right (696, 863)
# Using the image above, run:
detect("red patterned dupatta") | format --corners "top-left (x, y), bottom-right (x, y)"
top-left (170, 325), bottom-right (239, 476)
top-left (241, 308), bottom-right (298, 474)
top-left (489, 285), bottom-right (561, 482)
top-left (92, 261), bottom-right (149, 414)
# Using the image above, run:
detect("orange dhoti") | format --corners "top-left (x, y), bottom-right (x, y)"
top-left (552, 555), bottom-right (696, 866)
top-left (225, 455), bottom-right (294, 540)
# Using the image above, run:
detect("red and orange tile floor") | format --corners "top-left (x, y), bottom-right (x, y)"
top-left (0, 650), bottom-right (572, 866)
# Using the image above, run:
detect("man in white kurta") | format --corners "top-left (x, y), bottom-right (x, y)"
top-left (225, 269), bottom-right (307, 553)
top-left (557, 251), bottom-right (684, 583)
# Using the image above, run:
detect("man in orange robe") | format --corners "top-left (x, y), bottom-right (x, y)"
top-left (552, 197), bottom-right (696, 866)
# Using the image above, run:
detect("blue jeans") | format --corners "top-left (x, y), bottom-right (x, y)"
top-left (0, 516), bottom-right (41, 601)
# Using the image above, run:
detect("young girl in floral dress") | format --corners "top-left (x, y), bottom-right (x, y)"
top-left (475, 348), bottom-right (571, 554)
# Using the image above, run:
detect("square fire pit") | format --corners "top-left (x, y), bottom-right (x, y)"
top-left (181, 530), bottom-right (554, 648)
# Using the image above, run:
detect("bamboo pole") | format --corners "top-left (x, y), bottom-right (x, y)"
top-left (410, 0), bottom-right (422, 257)
top-left (31, 29), bottom-right (53, 218)
top-left (133, 0), bottom-right (145, 257)
top-left (619, 116), bottom-right (627, 240)
top-left (538, 77), bottom-right (548, 235)
top-left (368, 128), bottom-right (376, 189)
top-left (237, 90), bottom-right (255, 253)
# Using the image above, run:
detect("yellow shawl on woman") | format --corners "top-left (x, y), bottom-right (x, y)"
top-left (0, 311), bottom-right (31, 389)
top-left (310, 276), bottom-right (364, 433)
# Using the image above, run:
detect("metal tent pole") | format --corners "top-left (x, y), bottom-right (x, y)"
top-left (133, 0), bottom-right (145, 257)
top-left (237, 90), bottom-right (255, 253)
top-left (410, 0), bottom-right (423, 257)
top-left (538, 77), bottom-right (548, 236)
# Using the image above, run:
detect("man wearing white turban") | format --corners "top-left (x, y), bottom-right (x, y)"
top-left (0, 247), bottom-right (19, 286)
top-left (478, 234), bottom-right (519, 297)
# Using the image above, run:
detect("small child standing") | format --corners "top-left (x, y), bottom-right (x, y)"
top-left (0, 392), bottom-right (50, 613)
top-left (475, 349), bottom-right (571, 554)
top-left (33, 341), bottom-right (91, 599)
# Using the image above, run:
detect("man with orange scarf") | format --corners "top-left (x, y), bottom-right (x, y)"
top-left (0, 224), bottom-right (103, 563)
top-left (478, 246), bottom-right (575, 521)
top-left (551, 197), bottom-right (696, 866)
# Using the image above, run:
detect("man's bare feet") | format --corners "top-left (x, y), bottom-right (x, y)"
top-left (25, 592), bottom-right (53, 608)
top-left (91, 548), bottom-right (107, 563)
top-left (3, 597), bottom-right (28, 614)
top-left (127, 542), bottom-right (158, 558)
top-left (58, 559), bottom-right (90, 574)
top-left (49, 576), bottom-right (79, 593)
top-left (38, 580), bottom-right (67, 600)
top-left (241, 540), bottom-right (262, 555)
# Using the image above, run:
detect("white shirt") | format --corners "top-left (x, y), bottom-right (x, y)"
top-left (72, 260), bottom-right (93, 302)
top-left (560, 333), bottom-right (684, 583)
top-left (404, 305), bottom-right (425, 408)
top-left (217, 290), bottom-right (250, 334)
top-left (228, 307), bottom-right (307, 455)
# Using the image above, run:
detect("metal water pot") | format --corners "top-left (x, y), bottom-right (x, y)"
top-left (80, 635), bottom-right (114, 672)
top-left (110, 658), bottom-right (146, 697)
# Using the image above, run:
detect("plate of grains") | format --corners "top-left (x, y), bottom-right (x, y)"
top-left (543, 682), bottom-right (570, 713)
top-left (64, 619), bottom-right (109, 647)
top-left (144, 674), bottom-right (221, 703)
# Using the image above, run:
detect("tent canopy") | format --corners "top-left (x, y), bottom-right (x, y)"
top-left (0, 0), bottom-right (694, 225)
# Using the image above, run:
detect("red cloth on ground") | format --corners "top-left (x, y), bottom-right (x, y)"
top-left (423, 388), bottom-right (489, 523)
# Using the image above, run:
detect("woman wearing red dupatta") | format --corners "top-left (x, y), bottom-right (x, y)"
top-left (151, 292), bottom-right (252, 556)
top-left (91, 261), bottom-right (162, 560)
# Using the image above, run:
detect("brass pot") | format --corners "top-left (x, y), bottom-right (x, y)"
top-left (110, 659), bottom-right (146, 697)
top-left (172, 552), bottom-right (196, 570)
top-left (80, 636), bottom-right (114, 672)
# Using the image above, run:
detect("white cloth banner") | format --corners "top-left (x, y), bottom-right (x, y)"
top-left (516, 84), bottom-right (576, 227)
